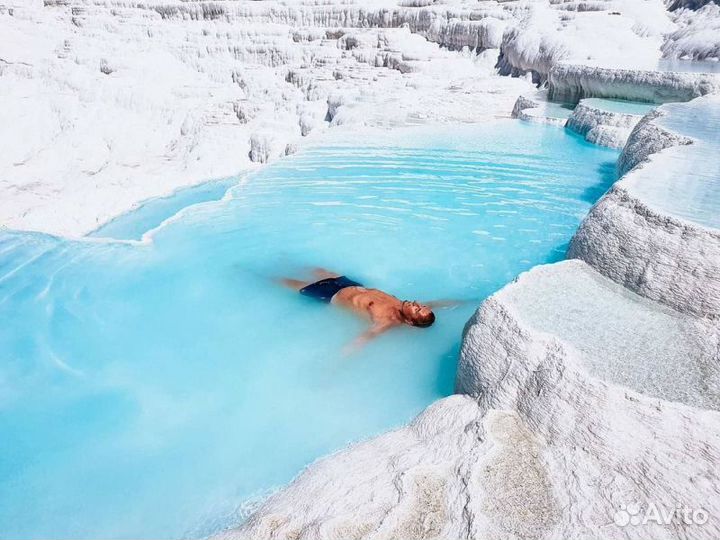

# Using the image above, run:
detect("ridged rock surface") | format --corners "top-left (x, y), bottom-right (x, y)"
top-left (662, 3), bottom-right (720, 61)
top-left (509, 94), bottom-right (570, 126)
top-left (4, 0), bottom-right (718, 236)
top-left (548, 64), bottom-right (720, 104)
top-left (569, 94), bottom-right (720, 318)
top-left (566, 100), bottom-right (646, 149)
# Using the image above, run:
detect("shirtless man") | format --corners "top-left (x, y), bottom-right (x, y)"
top-left (281, 268), bottom-right (451, 353)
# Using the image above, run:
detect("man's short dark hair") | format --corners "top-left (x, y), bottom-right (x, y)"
top-left (415, 311), bottom-right (435, 328)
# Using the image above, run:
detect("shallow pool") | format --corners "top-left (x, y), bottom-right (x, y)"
top-left (629, 95), bottom-right (720, 229)
top-left (0, 122), bottom-right (617, 539)
top-left (581, 98), bottom-right (657, 116)
top-left (656, 58), bottom-right (720, 74)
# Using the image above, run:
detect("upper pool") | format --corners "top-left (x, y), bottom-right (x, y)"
top-left (627, 94), bottom-right (720, 229)
top-left (581, 98), bottom-right (657, 116)
top-left (0, 121), bottom-right (618, 539)
top-left (656, 58), bottom-right (720, 74)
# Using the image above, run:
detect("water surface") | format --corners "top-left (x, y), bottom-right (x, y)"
top-left (90, 177), bottom-right (238, 241)
top-left (581, 98), bottom-right (656, 116)
top-left (656, 58), bottom-right (720, 74)
top-left (629, 95), bottom-right (720, 228)
top-left (0, 122), bottom-right (618, 539)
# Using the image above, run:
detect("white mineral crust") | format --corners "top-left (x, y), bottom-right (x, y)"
top-left (4, 0), bottom-right (716, 237)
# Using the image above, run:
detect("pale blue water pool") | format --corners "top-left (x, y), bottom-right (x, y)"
top-left (0, 122), bottom-right (618, 539)
top-left (89, 177), bottom-right (239, 241)
top-left (657, 58), bottom-right (720, 74)
top-left (581, 98), bottom-right (657, 116)
top-left (629, 95), bottom-right (720, 229)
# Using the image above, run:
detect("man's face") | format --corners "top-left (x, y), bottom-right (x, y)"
top-left (403, 301), bottom-right (435, 327)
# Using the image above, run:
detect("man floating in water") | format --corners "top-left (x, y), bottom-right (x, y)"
top-left (281, 268), bottom-right (456, 354)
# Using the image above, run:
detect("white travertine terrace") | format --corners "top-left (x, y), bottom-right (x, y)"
top-left (461, 260), bottom-right (720, 411)
top-left (513, 93), bottom-right (654, 149)
top-left (662, 3), bottom-right (720, 61)
top-left (0, 0), bottom-right (534, 237)
top-left (570, 94), bottom-right (720, 318)
top-left (565, 98), bottom-right (655, 149)
top-left (513, 93), bottom-right (656, 149)
top-left (0, 0), bottom-right (699, 237)
top-left (548, 64), bottom-right (720, 104)
top-left (510, 92), bottom-right (571, 127)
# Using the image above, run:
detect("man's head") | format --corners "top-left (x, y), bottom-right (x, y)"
top-left (401, 301), bottom-right (435, 328)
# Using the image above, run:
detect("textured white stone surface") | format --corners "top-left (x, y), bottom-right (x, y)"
top-left (616, 110), bottom-right (692, 175)
top-left (496, 0), bottom-right (672, 82)
top-left (510, 94), bottom-right (571, 127)
top-left (3, 0), bottom-right (712, 237)
top-left (548, 64), bottom-right (720, 104)
top-left (663, 3), bottom-right (720, 61)
top-left (570, 95), bottom-right (720, 318)
top-left (566, 100), bottom-right (644, 148)
top-left (476, 260), bottom-right (720, 410)
top-left (510, 95), bottom-right (540, 119)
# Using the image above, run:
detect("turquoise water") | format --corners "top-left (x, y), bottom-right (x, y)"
top-left (581, 98), bottom-right (656, 116)
top-left (0, 122), bottom-right (618, 539)
top-left (539, 101), bottom-right (574, 120)
top-left (89, 177), bottom-right (239, 241)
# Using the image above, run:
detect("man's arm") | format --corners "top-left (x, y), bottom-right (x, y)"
top-left (343, 322), bottom-right (395, 356)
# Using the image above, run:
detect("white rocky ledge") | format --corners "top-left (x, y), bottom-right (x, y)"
top-left (566, 99), bottom-right (653, 149)
top-left (616, 109), bottom-right (693, 176)
top-left (548, 64), bottom-right (720, 104)
top-left (510, 93), bottom-right (571, 127)
top-left (569, 94), bottom-right (720, 318)
top-left (511, 93), bottom-right (654, 148)
top-left (458, 260), bottom-right (720, 410)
